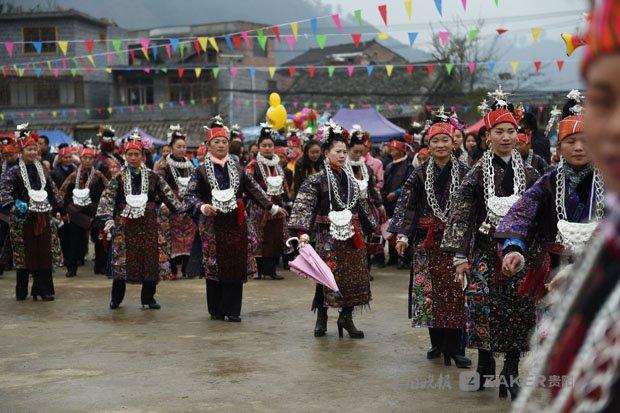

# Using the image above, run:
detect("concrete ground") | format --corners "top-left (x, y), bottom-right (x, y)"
top-left (0, 265), bottom-right (510, 413)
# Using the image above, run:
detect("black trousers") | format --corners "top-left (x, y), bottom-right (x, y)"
top-left (205, 280), bottom-right (243, 317)
top-left (16, 268), bottom-right (54, 299)
top-left (90, 226), bottom-right (107, 272)
top-left (111, 279), bottom-right (157, 305)
top-left (62, 222), bottom-right (88, 270)
top-left (429, 327), bottom-right (463, 355)
top-left (256, 256), bottom-right (278, 276)
top-left (170, 256), bottom-right (189, 276)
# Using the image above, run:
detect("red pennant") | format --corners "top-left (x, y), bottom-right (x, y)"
top-left (146, 104), bottom-right (153, 111)
top-left (193, 39), bottom-right (202, 55)
top-left (426, 64), bottom-right (435, 74)
top-left (556, 60), bottom-right (565, 71)
top-left (308, 66), bottom-right (315, 77)
top-left (378, 4), bottom-right (388, 26)
top-left (129, 49), bottom-right (135, 63)
top-left (271, 26), bottom-right (281, 42)
top-left (232, 35), bottom-right (242, 49)
top-left (85, 67), bottom-right (93, 73)
top-left (164, 44), bottom-right (172, 58)
top-left (288, 67), bottom-right (296, 77)
top-left (84, 39), bottom-right (94, 54)
top-left (352, 33), bottom-right (362, 47)
top-left (496, 28), bottom-right (508, 35)
top-left (178, 68), bottom-right (185, 78)
top-left (406, 64), bottom-right (414, 75)
top-left (534, 60), bottom-right (542, 72)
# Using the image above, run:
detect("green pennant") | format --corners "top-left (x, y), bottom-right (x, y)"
top-left (316, 34), bottom-right (327, 49)
top-left (160, 68), bottom-right (168, 74)
top-left (354, 9), bottom-right (362, 26)
top-left (212, 67), bottom-right (220, 78)
top-left (30, 112), bottom-right (35, 118)
top-left (190, 99), bottom-right (196, 105)
top-left (303, 101), bottom-right (309, 107)
top-left (257, 29), bottom-right (268, 51)
top-left (445, 63), bottom-right (454, 75)
top-left (327, 65), bottom-right (335, 77)
top-left (494, 0), bottom-right (499, 5)
top-left (312, 102), bottom-right (317, 108)
top-left (468, 28), bottom-right (479, 41)
top-left (85, 109), bottom-right (91, 115)
top-left (70, 68), bottom-right (77, 77)
top-left (112, 39), bottom-right (121, 52)
top-left (179, 43), bottom-right (186, 58)
top-left (139, 105), bottom-right (145, 111)
top-left (244, 99), bottom-right (250, 107)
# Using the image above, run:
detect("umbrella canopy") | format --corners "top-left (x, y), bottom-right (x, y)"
top-left (332, 108), bottom-right (405, 143)
top-left (287, 238), bottom-right (341, 297)
top-left (121, 127), bottom-right (167, 148)
top-left (37, 129), bottom-right (74, 147)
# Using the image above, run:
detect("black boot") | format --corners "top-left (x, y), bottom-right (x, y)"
top-left (337, 309), bottom-right (364, 339)
top-left (314, 307), bottom-right (328, 337)
top-left (476, 349), bottom-right (496, 391)
top-left (427, 346), bottom-right (441, 359)
top-left (443, 353), bottom-right (472, 368)
top-left (65, 266), bottom-right (77, 277)
top-left (499, 351), bottom-right (521, 400)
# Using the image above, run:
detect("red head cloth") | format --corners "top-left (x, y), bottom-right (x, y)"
top-left (17, 131), bottom-right (39, 150)
top-left (517, 130), bottom-right (532, 144)
top-left (58, 146), bottom-right (73, 157)
top-left (196, 145), bottom-right (207, 156)
top-left (205, 127), bottom-right (229, 142)
top-left (558, 115), bottom-right (585, 141)
top-left (124, 139), bottom-right (143, 153)
top-left (0, 135), bottom-right (19, 154)
top-left (274, 146), bottom-right (289, 159)
top-left (387, 139), bottom-right (407, 153)
top-left (418, 147), bottom-right (429, 157)
top-left (80, 146), bottom-right (97, 157)
top-left (582, 0), bottom-right (620, 74)
top-left (428, 122), bottom-right (456, 140)
top-left (483, 109), bottom-right (518, 129)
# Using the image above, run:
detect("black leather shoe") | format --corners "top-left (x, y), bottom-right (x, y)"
top-left (16, 296), bottom-right (27, 301)
top-left (142, 302), bottom-right (161, 310)
top-left (210, 314), bottom-right (225, 320)
top-left (267, 274), bottom-right (284, 280)
top-left (226, 315), bottom-right (241, 322)
top-left (65, 269), bottom-right (77, 278)
top-left (427, 346), bottom-right (442, 359)
top-left (109, 301), bottom-right (120, 309)
top-left (443, 353), bottom-right (472, 368)
top-left (41, 294), bottom-right (55, 301)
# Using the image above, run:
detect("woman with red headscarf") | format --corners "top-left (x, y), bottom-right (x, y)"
top-left (0, 124), bottom-right (63, 301)
top-left (515, 2), bottom-right (620, 410)
top-left (96, 132), bottom-right (182, 310)
top-left (184, 116), bottom-right (287, 322)
top-left (441, 89), bottom-right (540, 400)
top-left (0, 134), bottom-right (20, 276)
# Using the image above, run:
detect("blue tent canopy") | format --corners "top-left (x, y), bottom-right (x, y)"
top-left (37, 130), bottom-right (74, 148)
top-left (332, 108), bottom-right (405, 143)
top-left (121, 127), bottom-right (167, 148)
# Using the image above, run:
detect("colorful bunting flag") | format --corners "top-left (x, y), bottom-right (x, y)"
top-left (310, 18), bottom-right (318, 36)
top-left (197, 37), bottom-right (208, 52)
top-left (231, 36), bottom-right (242, 50)
top-left (468, 28), bottom-right (479, 41)
top-left (268, 67), bottom-right (276, 78)
top-left (271, 26), bottom-right (281, 42)
top-left (408, 32), bottom-right (418, 46)
top-left (556, 60), bottom-right (565, 71)
top-left (5, 42), bottom-right (14, 57)
top-left (511, 61), bottom-right (519, 73)
top-left (385, 64), bottom-right (394, 77)
top-left (328, 66), bottom-right (335, 77)
top-left (496, 28), bottom-right (508, 35)
top-left (531, 27), bottom-right (542, 42)
top-left (347, 65), bottom-right (354, 77)
top-left (32, 41), bottom-right (42, 54)
top-left (177, 68), bottom-right (185, 78)
top-left (291, 22), bottom-right (299, 39)
top-left (352, 33), bottom-right (362, 47)
top-left (308, 66), bottom-right (315, 77)
top-left (426, 63), bottom-right (435, 74)
top-left (224, 35), bottom-right (233, 50)
top-left (467, 62), bottom-right (477, 74)
top-left (404, 0), bottom-right (412, 20)
top-left (84, 39), bottom-right (94, 54)
top-left (316, 34), bottom-right (327, 49)
top-left (195, 68), bottom-right (202, 78)
top-left (434, 0), bottom-right (442, 16)
top-left (406, 64), bottom-right (414, 75)
top-left (487, 62), bottom-right (496, 72)
top-left (377, 32), bottom-right (389, 41)
top-left (439, 31), bottom-right (450, 45)
top-left (445, 63), bottom-right (454, 75)
top-left (354, 10), bottom-right (363, 26)
top-left (534, 60), bottom-right (542, 72)
top-left (257, 29), bottom-right (268, 50)
top-left (367, 65), bottom-right (375, 76)
top-left (212, 67), bottom-right (220, 78)
top-left (230, 66), bottom-right (238, 77)
top-left (461, 0), bottom-right (467, 11)
top-left (241, 32), bottom-right (251, 49)
top-left (378, 5), bottom-right (388, 26)
top-left (332, 14), bottom-right (343, 32)
top-left (285, 35), bottom-right (296, 50)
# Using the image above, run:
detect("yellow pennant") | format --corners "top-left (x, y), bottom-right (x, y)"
top-left (52, 111), bottom-right (57, 117)
top-left (208, 37), bottom-right (219, 53)
top-left (268, 67), bottom-right (276, 78)
top-left (195, 68), bottom-right (202, 78)
top-left (197, 37), bottom-right (208, 52)
top-left (385, 64), bottom-right (394, 77)
top-left (377, 32), bottom-right (389, 41)
top-left (57, 40), bottom-right (69, 56)
top-left (158, 102), bottom-right (164, 110)
top-left (107, 107), bottom-right (113, 114)
top-left (211, 96), bottom-right (218, 103)
top-left (87, 54), bottom-right (96, 66)
top-left (47, 60), bottom-right (52, 71)
top-left (0, 113), bottom-right (4, 121)
top-left (531, 27), bottom-right (542, 42)
top-left (349, 103), bottom-right (356, 109)
top-left (104, 67), bottom-right (112, 74)
top-left (511, 61), bottom-right (519, 73)
top-left (404, 0), bottom-right (412, 20)
top-left (17, 67), bottom-right (25, 77)
top-left (291, 22), bottom-right (299, 39)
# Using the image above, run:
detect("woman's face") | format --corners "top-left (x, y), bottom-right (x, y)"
top-left (259, 138), bottom-right (275, 158)
top-left (161, 145), bottom-right (172, 157)
top-left (250, 144), bottom-right (259, 156)
top-left (348, 143), bottom-right (365, 162)
top-left (325, 141), bottom-right (347, 167)
top-left (429, 134), bottom-right (453, 161)
top-left (21, 145), bottom-right (39, 163)
top-left (307, 144), bottom-right (321, 162)
top-left (585, 55), bottom-right (620, 194)
top-left (453, 130), bottom-right (463, 147)
top-left (125, 149), bottom-right (143, 168)
top-left (208, 137), bottom-right (229, 159)
top-left (465, 135), bottom-right (477, 151)
top-left (81, 155), bottom-right (95, 169)
top-left (486, 122), bottom-right (517, 157)
top-left (558, 133), bottom-right (591, 168)
top-left (171, 139), bottom-right (187, 158)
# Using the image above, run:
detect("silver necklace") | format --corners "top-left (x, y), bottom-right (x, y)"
top-left (345, 158), bottom-right (369, 199)
top-left (166, 154), bottom-right (192, 170)
top-left (479, 149), bottom-right (526, 234)
top-left (166, 155), bottom-right (191, 197)
top-left (204, 156), bottom-right (240, 213)
top-left (72, 165), bottom-right (95, 206)
top-left (121, 165), bottom-right (149, 219)
top-left (257, 153), bottom-right (284, 196)
top-left (425, 156), bottom-right (461, 223)
top-left (525, 150), bottom-right (533, 166)
top-left (19, 159), bottom-right (51, 213)
top-left (324, 160), bottom-right (360, 241)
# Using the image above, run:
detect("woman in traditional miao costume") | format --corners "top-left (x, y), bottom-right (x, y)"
top-left (346, 125), bottom-right (385, 277)
top-left (441, 89), bottom-right (540, 400)
top-left (289, 120), bottom-right (376, 339)
top-left (0, 124), bottom-right (63, 301)
top-left (184, 122), bottom-right (287, 322)
top-left (515, 2), bottom-right (620, 410)
top-left (96, 133), bottom-right (183, 310)
top-left (156, 125), bottom-right (196, 279)
top-left (495, 90), bottom-right (604, 302)
top-left (390, 115), bottom-right (471, 368)
top-left (244, 124), bottom-right (291, 280)
top-left (0, 134), bottom-right (20, 276)
top-left (59, 142), bottom-right (108, 277)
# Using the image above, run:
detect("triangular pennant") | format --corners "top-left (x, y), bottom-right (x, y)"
top-left (531, 27), bottom-right (542, 42)
top-left (212, 67), bottom-right (220, 78)
top-left (556, 60), bottom-right (565, 71)
top-left (494, 0), bottom-right (499, 6)
top-left (496, 28), bottom-right (508, 35)
top-left (53, 68), bottom-right (60, 78)
top-left (316, 34), bottom-right (327, 49)
top-left (406, 64), bottom-right (414, 75)
top-left (461, 0), bottom-right (467, 10)
top-left (327, 66), bottom-right (335, 77)
top-left (257, 29), bottom-right (268, 50)
top-left (426, 63), bottom-right (435, 74)
top-left (70, 68), bottom-right (77, 77)
top-left (164, 43), bottom-right (172, 58)
top-left (150, 45), bottom-right (158, 61)
top-left (377, 32), bottom-right (389, 41)
top-left (87, 55), bottom-right (95, 66)
top-left (270, 26), bottom-right (281, 42)
top-left (34, 67), bottom-right (42, 77)
top-left (367, 65), bottom-right (374, 76)
top-left (224, 35), bottom-right (234, 50)
top-left (288, 67), bottom-right (296, 77)
top-left (195, 68), bottom-right (202, 78)
top-left (179, 42), bottom-right (186, 58)
top-left (352, 33), bottom-right (362, 47)
top-left (534, 60), bottom-right (542, 72)
top-left (332, 13), bottom-right (343, 32)
top-left (197, 36), bottom-right (208, 52)
top-left (404, 0), bottom-right (412, 20)
top-left (106, 52), bottom-right (114, 65)
top-left (308, 66), bottom-right (315, 77)
top-left (438, 31), bottom-right (450, 45)
top-left (510, 61), bottom-right (519, 73)
top-left (230, 66), bottom-right (238, 77)
top-left (140, 38), bottom-right (150, 58)
top-left (467, 62), bottom-right (477, 74)
top-left (104, 67), bottom-right (112, 74)
top-left (5, 42), bottom-right (14, 57)
top-left (378, 5), bottom-right (388, 26)
top-left (177, 68), bottom-right (185, 78)
top-left (291, 22), bottom-right (299, 39)
top-left (107, 107), bottom-right (113, 115)
top-left (408, 32), bottom-right (418, 46)
top-left (385, 64), bottom-right (394, 77)
top-left (249, 67), bottom-right (256, 78)
top-left (159, 102), bottom-right (164, 110)
top-left (310, 18), bottom-right (318, 36)
top-left (445, 63), bottom-right (454, 75)
top-left (349, 103), bottom-right (355, 109)
top-left (193, 39), bottom-right (202, 55)
top-left (84, 39), bottom-right (94, 54)
top-left (232, 35), bottom-right (242, 49)
top-left (347, 65), bottom-right (354, 77)
top-left (57, 40), bottom-right (69, 56)
top-left (468, 28), bottom-right (479, 41)
top-left (33, 41), bottom-right (42, 54)
top-left (241, 32), bottom-right (251, 49)
top-left (487, 62), bottom-right (496, 72)
top-left (285, 35), bottom-right (296, 50)
top-left (434, 0), bottom-right (442, 16)
top-left (354, 10), bottom-right (363, 26)
top-left (268, 67), bottom-right (276, 78)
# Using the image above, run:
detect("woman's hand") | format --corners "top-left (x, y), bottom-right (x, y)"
top-left (298, 233), bottom-right (310, 247)
top-left (104, 220), bottom-right (115, 233)
top-left (501, 252), bottom-right (525, 276)
top-left (386, 192), bottom-right (397, 202)
top-left (200, 204), bottom-right (218, 217)
top-left (274, 207), bottom-right (288, 219)
top-left (395, 241), bottom-right (408, 257)
top-left (454, 262), bottom-right (470, 286)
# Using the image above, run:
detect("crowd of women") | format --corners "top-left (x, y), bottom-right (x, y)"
top-left (1, 0), bottom-right (619, 409)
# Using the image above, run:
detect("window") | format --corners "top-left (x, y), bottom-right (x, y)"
top-left (35, 82), bottom-right (60, 105)
top-left (168, 76), bottom-right (215, 102)
top-left (0, 78), bottom-right (82, 107)
top-left (23, 27), bottom-right (57, 54)
top-left (267, 80), bottom-right (277, 94)
top-left (118, 77), bottom-right (154, 105)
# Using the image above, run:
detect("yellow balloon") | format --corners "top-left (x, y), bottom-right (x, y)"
top-left (269, 92), bottom-right (281, 107)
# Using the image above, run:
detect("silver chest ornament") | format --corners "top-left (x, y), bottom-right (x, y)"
top-left (557, 220), bottom-right (599, 254)
top-left (121, 166), bottom-right (150, 219)
top-left (176, 176), bottom-right (190, 197)
top-left (205, 157), bottom-right (240, 213)
top-left (328, 209), bottom-right (354, 241)
top-left (211, 188), bottom-right (237, 213)
top-left (72, 188), bottom-right (92, 206)
top-left (355, 178), bottom-right (368, 199)
top-left (266, 175), bottom-right (284, 196)
top-left (19, 160), bottom-right (51, 213)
